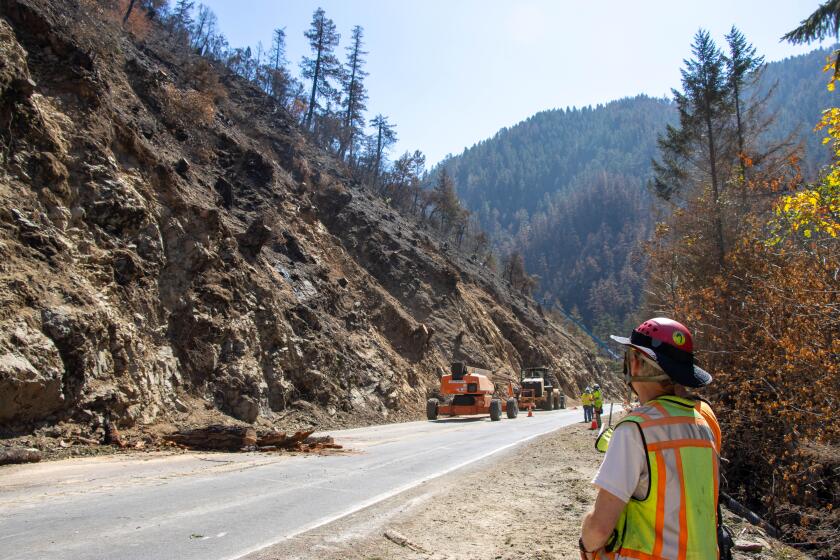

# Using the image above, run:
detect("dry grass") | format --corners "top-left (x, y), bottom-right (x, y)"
top-left (82, 0), bottom-right (152, 39)
top-left (161, 83), bottom-right (215, 126)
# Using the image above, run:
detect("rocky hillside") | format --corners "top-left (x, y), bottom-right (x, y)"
top-left (0, 0), bottom-right (607, 437)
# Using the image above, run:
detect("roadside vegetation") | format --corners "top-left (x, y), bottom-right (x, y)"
top-left (645, 9), bottom-right (839, 557)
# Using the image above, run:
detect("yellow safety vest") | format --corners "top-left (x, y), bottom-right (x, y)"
top-left (582, 393), bottom-right (592, 405)
top-left (592, 389), bottom-right (603, 408)
top-left (597, 396), bottom-right (721, 560)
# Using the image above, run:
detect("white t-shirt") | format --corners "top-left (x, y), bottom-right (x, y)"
top-left (592, 423), bottom-right (649, 502)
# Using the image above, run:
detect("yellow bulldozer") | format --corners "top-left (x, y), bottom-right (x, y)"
top-left (517, 366), bottom-right (564, 411)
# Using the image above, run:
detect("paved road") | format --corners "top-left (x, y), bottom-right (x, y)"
top-left (0, 408), bottom-right (585, 560)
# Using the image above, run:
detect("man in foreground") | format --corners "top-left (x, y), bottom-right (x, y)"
top-left (578, 317), bottom-right (721, 560)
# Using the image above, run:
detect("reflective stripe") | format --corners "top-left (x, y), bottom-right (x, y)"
top-left (641, 423), bottom-right (716, 446)
top-left (675, 450), bottom-right (689, 559)
top-left (642, 416), bottom-right (710, 429)
top-left (660, 448), bottom-right (682, 560)
top-left (652, 452), bottom-right (667, 558)
top-left (640, 404), bottom-right (666, 421)
top-left (697, 401), bottom-right (722, 453)
top-left (651, 401), bottom-right (669, 417)
top-left (648, 439), bottom-right (715, 452)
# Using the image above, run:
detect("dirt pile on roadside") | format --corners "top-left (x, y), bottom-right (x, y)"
top-left (0, 0), bottom-right (612, 443)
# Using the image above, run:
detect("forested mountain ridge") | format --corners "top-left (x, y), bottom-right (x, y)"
top-left (448, 95), bottom-right (673, 235)
top-left (760, 47), bottom-right (837, 176)
top-left (442, 46), bottom-right (837, 336)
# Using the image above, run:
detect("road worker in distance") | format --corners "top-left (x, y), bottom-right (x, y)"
top-left (579, 317), bottom-right (723, 560)
top-left (581, 387), bottom-right (593, 423)
top-left (591, 384), bottom-right (603, 429)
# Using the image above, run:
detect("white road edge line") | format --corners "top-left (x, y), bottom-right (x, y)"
top-left (228, 411), bottom-right (577, 560)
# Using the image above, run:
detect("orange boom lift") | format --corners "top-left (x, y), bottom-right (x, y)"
top-left (426, 362), bottom-right (518, 421)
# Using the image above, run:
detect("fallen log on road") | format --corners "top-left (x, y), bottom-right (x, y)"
top-left (0, 448), bottom-right (43, 466)
top-left (164, 425), bottom-right (257, 451)
top-left (164, 426), bottom-right (343, 453)
top-left (256, 430), bottom-right (314, 447)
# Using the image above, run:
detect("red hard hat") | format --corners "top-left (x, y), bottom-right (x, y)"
top-left (610, 317), bottom-right (711, 388)
top-left (634, 318), bottom-right (694, 353)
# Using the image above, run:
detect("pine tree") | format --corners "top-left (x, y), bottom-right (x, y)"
top-left (192, 6), bottom-right (219, 56)
top-left (782, 0), bottom-right (840, 44)
top-left (387, 150), bottom-right (425, 209)
top-left (253, 41), bottom-right (265, 90)
top-left (170, 0), bottom-right (194, 44)
top-left (725, 26), bottom-right (765, 186)
top-left (782, 0), bottom-right (840, 75)
top-left (301, 8), bottom-right (341, 130)
top-left (368, 114), bottom-right (397, 191)
top-left (266, 28), bottom-right (295, 104)
top-left (429, 168), bottom-right (461, 231)
top-left (123, 0), bottom-right (138, 25)
top-left (270, 28), bottom-right (287, 71)
top-left (123, 0), bottom-right (167, 26)
top-left (339, 25), bottom-right (369, 163)
top-left (652, 29), bottom-right (732, 267)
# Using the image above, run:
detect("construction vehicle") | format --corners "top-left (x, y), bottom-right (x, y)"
top-left (427, 362), bottom-right (518, 421)
top-left (517, 366), bottom-right (563, 411)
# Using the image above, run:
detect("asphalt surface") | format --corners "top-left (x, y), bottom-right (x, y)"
top-left (0, 408), bottom-right (584, 560)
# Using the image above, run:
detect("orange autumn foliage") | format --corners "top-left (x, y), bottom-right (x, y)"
top-left (647, 94), bottom-right (839, 557)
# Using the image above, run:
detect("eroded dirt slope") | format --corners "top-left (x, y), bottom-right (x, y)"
top-left (0, 0), bottom-right (611, 438)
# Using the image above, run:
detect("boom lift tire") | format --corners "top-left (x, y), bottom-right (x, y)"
top-left (506, 398), bottom-right (518, 419)
top-left (489, 399), bottom-right (502, 421)
top-left (426, 398), bottom-right (439, 420)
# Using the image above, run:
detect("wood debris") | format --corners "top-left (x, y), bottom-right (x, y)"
top-left (0, 448), bottom-right (42, 466)
top-left (164, 425), bottom-right (257, 451)
top-left (257, 430), bottom-right (343, 452)
top-left (163, 426), bottom-right (343, 453)
top-left (383, 530), bottom-right (428, 553)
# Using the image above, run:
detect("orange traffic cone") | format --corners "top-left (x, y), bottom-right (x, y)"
top-left (589, 418), bottom-right (597, 430)
top-left (527, 406), bottom-right (533, 417)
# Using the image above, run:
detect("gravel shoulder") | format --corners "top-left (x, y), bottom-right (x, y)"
top-left (247, 417), bottom-right (808, 560)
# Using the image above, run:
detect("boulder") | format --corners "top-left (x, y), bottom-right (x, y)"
top-left (0, 323), bottom-right (65, 423)
top-left (237, 218), bottom-right (271, 258)
top-left (214, 177), bottom-right (234, 208)
top-left (175, 157), bottom-right (190, 174)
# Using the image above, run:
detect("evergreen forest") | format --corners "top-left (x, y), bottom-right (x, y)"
top-left (441, 47), bottom-right (837, 338)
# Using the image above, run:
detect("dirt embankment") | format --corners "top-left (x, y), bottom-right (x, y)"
top-left (252, 418), bottom-right (808, 560)
top-left (0, 0), bottom-right (615, 448)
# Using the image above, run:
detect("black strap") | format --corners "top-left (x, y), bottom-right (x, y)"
top-left (717, 500), bottom-right (734, 560)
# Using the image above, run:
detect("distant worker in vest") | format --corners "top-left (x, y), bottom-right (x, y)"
top-left (591, 384), bottom-right (603, 429)
top-left (578, 317), bottom-right (722, 560)
top-left (581, 387), bottom-right (593, 422)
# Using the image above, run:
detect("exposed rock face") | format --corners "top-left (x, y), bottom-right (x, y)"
top-left (0, 0), bottom-right (611, 433)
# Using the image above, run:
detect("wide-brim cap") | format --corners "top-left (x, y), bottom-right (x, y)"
top-left (610, 335), bottom-right (712, 388)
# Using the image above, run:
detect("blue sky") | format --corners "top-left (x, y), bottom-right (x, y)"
top-left (200, 1), bottom-right (828, 165)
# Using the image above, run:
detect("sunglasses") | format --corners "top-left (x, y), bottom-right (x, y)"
top-left (623, 349), bottom-right (670, 384)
